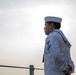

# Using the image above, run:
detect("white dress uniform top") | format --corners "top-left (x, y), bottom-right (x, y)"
top-left (43, 16), bottom-right (74, 75)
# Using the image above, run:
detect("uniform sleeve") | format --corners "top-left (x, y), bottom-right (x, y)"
top-left (67, 48), bottom-right (75, 73)
top-left (68, 60), bottom-right (75, 73)
top-left (67, 50), bottom-right (74, 73)
top-left (48, 35), bottom-right (68, 71)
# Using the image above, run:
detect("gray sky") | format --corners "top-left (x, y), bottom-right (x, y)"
top-left (0, 0), bottom-right (76, 74)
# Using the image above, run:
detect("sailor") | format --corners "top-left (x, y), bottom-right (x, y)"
top-left (43, 16), bottom-right (74, 75)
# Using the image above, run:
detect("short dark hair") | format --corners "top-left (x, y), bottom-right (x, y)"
top-left (46, 21), bottom-right (61, 29)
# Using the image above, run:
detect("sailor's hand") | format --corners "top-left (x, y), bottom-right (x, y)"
top-left (67, 65), bottom-right (72, 75)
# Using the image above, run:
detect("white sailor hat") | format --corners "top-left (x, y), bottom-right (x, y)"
top-left (44, 16), bottom-right (62, 24)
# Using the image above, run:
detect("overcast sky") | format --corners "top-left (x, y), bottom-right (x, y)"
top-left (0, 0), bottom-right (76, 74)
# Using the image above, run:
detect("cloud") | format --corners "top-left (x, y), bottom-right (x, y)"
top-left (0, 0), bottom-right (76, 9)
top-left (0, 0), bottom-right (26, 9)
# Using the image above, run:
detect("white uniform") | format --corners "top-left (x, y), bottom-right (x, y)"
top-left (43, 29), bottom-right (74, 75)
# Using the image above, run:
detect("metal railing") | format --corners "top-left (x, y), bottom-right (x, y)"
top-left (0, 65), bottom-right (44, 75)
top-left (0, 65), bottom-right (76, 75)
